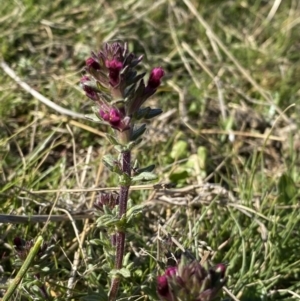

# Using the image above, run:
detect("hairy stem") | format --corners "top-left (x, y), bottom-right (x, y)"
top-left (109, 149), bottom-right (131, 301)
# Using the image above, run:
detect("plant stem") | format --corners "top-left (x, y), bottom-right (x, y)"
top-left (2, 236), bottom-right (43, 301)
top-left (109, 149), bottom-right (131, 301)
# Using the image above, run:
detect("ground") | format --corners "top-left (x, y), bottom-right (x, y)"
top-left (1, 0), bottom-right (300, 300)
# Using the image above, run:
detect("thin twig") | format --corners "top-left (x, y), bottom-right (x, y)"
top-left (29, 184), bottom-right (156, 194)
top-left (0, 211), bottom-right (94, 224)
top-left (0, 60), bottom-right (86, 119)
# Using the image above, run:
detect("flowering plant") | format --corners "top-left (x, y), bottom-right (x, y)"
top-left (80, 42), bottom-right (164, 301)
top-left (80, 42), bottom-right (164, 134)
top-left (157, 255), bottom-right (227, 301)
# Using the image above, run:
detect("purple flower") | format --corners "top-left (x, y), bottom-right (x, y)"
top-left (102, 42), bottom-right (125, 62)
top-left (80, 75), bottom-right (90, 82)
top-left (100, 108), bottom-right (121, 126)
top-left (99, 107), bottom-right (130, 132)
top-left (86, 57), bottom-right (101, 70)
top-left (214, 263), bottom-right (227, 275)
top-left (106, 59), bottom-right (123, 87)
top-left (80, 76), bottom-right (100, 101)
top-left (81, 42), bottom-right (165, 133)
top-left (13, 237), bottom-right (48, 261)
top-left (165, 266), bottom-right (177, 277)
top-left (157, 266), bottom-right (179, 301)
top-left (94, 192), bottom-right (119, 211)
top-left (157, 256), bottom-right (226, 301)
top-left (157, 275), bottom-right (173, 301)
top-left (124, 67), bottom-right (164, 113)
top-left (147, 67), bottom-right (164, 90)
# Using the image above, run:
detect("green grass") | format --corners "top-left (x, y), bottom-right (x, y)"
top-left (1, 0), bottom-right (300, 300)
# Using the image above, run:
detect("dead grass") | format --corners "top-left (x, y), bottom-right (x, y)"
top-left (1, 0), bottom-right (300, 300)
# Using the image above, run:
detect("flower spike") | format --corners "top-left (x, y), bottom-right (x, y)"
top-left (157, 255), bottom-right (227, 301)
top-left (81, 42), bottom-right (164, 134)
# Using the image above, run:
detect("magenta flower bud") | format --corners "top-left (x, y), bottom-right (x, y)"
top-left (13, 237), bottom-right (48, 262)
top-left (86, 57), bottom-right (101, 70)
top-left (80, 76), bottom-right (100, 101)
top-left (94, 192), bottom-right (119, 211)
top-left (108, 108), bottom-right (122, 126)
top-left (13, 237), bottom-right (25, 251)
top-left (99, 109), bottom-right (109, 121)
top-left (81, 42), bottom-right (164, 128)
top-left (165, 266), bottom-right (177, 277)
top-left (147, 67), bottom-right (164, 90)
top-left (80, 75), bottom-right (90, 82)
top-left (106, 59), bottom-right (123, 87)
top-left (99, 107), bottom-right (130, 131)
top-left (157, 275), bottom-right (172, 300)
top-left (214, 263), bottom-right (227, 276)
top-left (100, 108), bottom-right (121, 126)
top-left (105, 59), bottom-right (123, 70)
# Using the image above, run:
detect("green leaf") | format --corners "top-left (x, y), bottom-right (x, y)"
top-left (89, 239), bottom-right (103, 246)
top-left (134, 164), bottom-right (155, 175)
top-left (134, 106), bottom-right (151, 120)
top-left (96, 80), bottom-right (110, 93)
top-left (106, 134), bottom-right (121, 146)
top-left (127, 71), bottom-right (146, 86)
top-left (96, 214), bottom-right (120, 228)
top-left (102, 154), bottom-right (122, 174)
top-left (127, 138), bottom-right (143, 150)
top-left (131, 124), bottom-right (146, 141)
top-left (123, 252), bottom-right (131, 266)
top-left (123, 204), bottom-right (144, 224)
top-left (114, 145), bottom-right (127, 153)
top-left (111, 98), bottom-right (126, 107)
top-left (134, 107), bottom-right (162, 120)
top-left (170, 140), bottom-right (188, 160)
top-left (124, 83), bottom-right (136, 99)
top-left (126, 204), bottom-right (144, 222)
top-left (84, 113), bottom-right (103, 123)
top-left (197, 146), bottom-right (207, 170)
top-left (91, 105), bottom-right (100, 114)
top-left (145, 108), bottom-right (163, 119)
top-left (169, 168), bottom-right (189, 184)
top-left (84, 80), bottom-right (102, 92)
top-left (131, 171), bottom-right (157, 182)
top-left (109, 268), bottom-right (131, 278)
top-left (133, 159), bottom-right (139, 170)
top-left (278, 173), bottom-right (297, 203)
